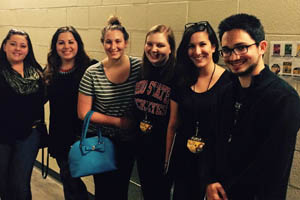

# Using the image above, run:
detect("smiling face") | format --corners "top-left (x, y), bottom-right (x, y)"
top-left (56, 31), bottom-right (78, 63)
top-left (4, 34), bottom-right (29, 65)
top-left (103, 30), bottom-right (128, 61)
top-left (187, 31), bottom-right (215, 68)
top-left (144, 32), bottom-right (171, 66)
top-left (221, 29), bottom-right (266, 76)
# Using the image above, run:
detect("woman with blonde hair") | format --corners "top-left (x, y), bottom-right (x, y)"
top-left (78, 16), bottom-right (141, 200)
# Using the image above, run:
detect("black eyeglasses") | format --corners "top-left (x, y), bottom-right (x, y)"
top-left (220, 43), bottom-right (258, 57)
top-left (184, 21), bottom-right (208, 31)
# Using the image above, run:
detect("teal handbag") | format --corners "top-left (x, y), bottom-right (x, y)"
top-left (68, 111), bottom-right (117, 178)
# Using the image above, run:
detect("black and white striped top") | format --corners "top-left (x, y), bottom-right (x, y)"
top-left (79, 56), bottom-right (141, 135)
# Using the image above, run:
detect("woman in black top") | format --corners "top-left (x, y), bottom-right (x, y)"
top-left (166, 21), bottom-right (231, 200)
top-left (44, 26), bottom-right (95, 200)
top-left (134, 24), bottom-right (176, 200)
top-left (0, 29), bottom-right (45, 200)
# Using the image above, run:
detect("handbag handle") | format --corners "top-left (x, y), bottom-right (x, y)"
top-left (80, 111), bottom-right (105, 154)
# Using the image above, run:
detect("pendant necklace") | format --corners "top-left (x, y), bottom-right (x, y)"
top-left (139, 109), bottom-right (153, 134)
top-left (187, 64), bottom-right (216, 154)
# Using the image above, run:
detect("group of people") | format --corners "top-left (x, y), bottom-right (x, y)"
top-left (0, 12), bottom-right (299, 200)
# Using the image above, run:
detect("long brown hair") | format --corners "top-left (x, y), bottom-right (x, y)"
top-left (44, 26), bottom-right (90, 85)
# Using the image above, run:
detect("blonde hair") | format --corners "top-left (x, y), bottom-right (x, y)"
top-left (141, 24), bottom-right (176, 82)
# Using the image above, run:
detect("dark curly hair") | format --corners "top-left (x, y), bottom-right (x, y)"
top-left (44, 26), bottom-right (90, 85)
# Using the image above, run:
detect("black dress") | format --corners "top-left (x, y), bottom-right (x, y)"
top-left (46, 60), bottom-right (97, 200)
top-left (47, 67), bottom-right (84, 157)
top-left (47, 60), bottom-right (97, 157)
top-left (171, 70), bottom-right (231, 200)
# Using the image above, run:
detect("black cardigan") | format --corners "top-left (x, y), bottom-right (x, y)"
top-left (211, 66), bottom-right (300, 199)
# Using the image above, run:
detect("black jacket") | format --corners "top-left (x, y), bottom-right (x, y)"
top-left (212, 66), bottom-right (300, 199)
top-left (0, 68), bottom-right (44, 144)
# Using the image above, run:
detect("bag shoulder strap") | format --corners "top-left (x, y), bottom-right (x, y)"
top-left (41, 147), bottom-right (49, 179)
top-left (80, 111), bottom-right (94, 140)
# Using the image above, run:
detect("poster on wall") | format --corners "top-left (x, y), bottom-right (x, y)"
top-left (284, 44), bottom-right (292, 57)
top-left (272, 43), bottom-right (281, 56)
top-left (296, 43), bottom-right (300, 57)
top-left (269, 41), bottom-right (300, 76)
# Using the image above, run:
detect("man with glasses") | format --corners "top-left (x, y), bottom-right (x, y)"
top-left (206, 13), bottom-right (300, 200)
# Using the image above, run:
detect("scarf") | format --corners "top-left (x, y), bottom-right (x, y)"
top-left (1, 65), bottom-right (41, 95)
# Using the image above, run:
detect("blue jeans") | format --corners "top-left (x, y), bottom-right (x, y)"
top-left (0, 128), bottom-right (40, 200)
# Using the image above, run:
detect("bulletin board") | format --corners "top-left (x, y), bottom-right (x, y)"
top-left (269, 41), bottom-right (300, 76)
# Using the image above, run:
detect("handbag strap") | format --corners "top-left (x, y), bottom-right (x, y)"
top-left (80, 110), bottom-right (94, 140)
top-left (80, 111), bottom-right (103, 146)
top-left (41, 147), bottom-right (49, 179)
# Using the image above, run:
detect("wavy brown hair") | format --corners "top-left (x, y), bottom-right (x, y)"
top-left (44, 26), bottom-right (90, 85)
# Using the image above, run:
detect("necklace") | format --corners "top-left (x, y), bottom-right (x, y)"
top-left (207, 64), bottom-right (216, 91)
top-left (187, 64), bottom-right (216, 154)
top-left (59, 66), bottom-right (76, 74)
top-left (193, 63), bottom-right (216, 92)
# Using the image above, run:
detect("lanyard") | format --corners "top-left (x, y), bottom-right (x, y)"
top-left (228, 101), bottom-right (242, 143)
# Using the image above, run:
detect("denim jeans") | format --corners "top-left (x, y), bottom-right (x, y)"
top-left (0, 128), bottom-right (40, 200)
top-left (56, 156), bottom-right (89, 200)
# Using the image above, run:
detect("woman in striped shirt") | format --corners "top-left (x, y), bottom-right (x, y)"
top-left (78, 16), bottom-right (141, 200)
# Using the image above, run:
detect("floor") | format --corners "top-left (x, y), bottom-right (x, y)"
top-left (31, 167), bottom-right (64, 200)
top-left (31, 162), bottom-right (144, 200)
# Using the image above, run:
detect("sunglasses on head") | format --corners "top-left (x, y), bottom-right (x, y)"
top-left (184, 21), bottom-right (208, 31)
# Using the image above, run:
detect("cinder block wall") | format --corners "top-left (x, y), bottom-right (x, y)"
top-left (0, 0), bottom-right (299, 199)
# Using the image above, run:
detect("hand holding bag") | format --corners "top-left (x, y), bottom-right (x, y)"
top-left (68, 111), bottom-right (117, 178)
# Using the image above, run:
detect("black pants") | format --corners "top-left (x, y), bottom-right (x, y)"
top-left (136, 135), bottom-right (172, 200)
top-left (171, 142), bottom-right (206, 200)
top-left (172, 175), bottom-right (205, 200)
top-left (93, 140), bottom-right (136, 200)
top-left (56, 156), bottom-right (89, 200)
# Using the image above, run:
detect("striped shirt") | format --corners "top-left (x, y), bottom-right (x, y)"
top-left (79, 56), bottom-right (141, 136)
